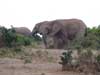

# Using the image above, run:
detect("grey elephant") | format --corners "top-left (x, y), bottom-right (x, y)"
top-left (32, 19), bottom-right (87, 49)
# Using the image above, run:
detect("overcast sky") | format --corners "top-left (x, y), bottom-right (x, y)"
top-left (0, 0), bottom-right (100, 30)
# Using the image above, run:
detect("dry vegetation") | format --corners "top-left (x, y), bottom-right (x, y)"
top-left (0, 47), bottom-right (100, 75)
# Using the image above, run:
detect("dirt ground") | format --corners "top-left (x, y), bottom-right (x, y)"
top-left (0, 48), bottom-right (92, 75)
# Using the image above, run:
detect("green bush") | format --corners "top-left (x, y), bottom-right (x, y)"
top-left (96, 54), bottom-right (100, 64)
top-left (0, 26), bottom-right (41, 48)
top-left (24, 38), bottom-right (31, 46)
top-left (0, 26), bottom-right (17, 47)
top-left (59, 51), bottom-right (72, 65)
top-left (59, 51), bottom-right (72, 70)
top-left (81, 34), bottom-right (99, 49)
top-left (16, 34), bottom-right (31, 46)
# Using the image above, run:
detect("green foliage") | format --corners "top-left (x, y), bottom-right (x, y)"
top-left (16, 34), bottom-right (42, 48)
top-left (0, 47), bottom-right (22, 58)
top-left (0, 26), bottom-right (42, 48)
top-left (59, 51), bottom-right (72, 66)
top-left (0, 26), bottom-right (17, 47)
top-left (96, 54), bottom-right (100, 64)
top-left (24, 38), bottom-right (31, 46)
top-left (81, 34), bottom-right (99, 49)
top-left (16, 34), bottom-right (31, 46)
top-left (72, 40), bottom-right (82, 50)
top-left (79, 49), bottom-right (93, 61)
top-left (77, 26), bottom-right (100, 49)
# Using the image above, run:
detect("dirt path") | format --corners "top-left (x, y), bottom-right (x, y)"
top-left (0, 58), bottom-right (85, 75)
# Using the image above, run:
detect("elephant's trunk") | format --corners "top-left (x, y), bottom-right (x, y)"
top-left (32, 29), bottom-right (38, 37)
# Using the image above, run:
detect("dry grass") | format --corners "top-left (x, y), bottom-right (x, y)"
top-left (0, 47), bottom-right (100, 75)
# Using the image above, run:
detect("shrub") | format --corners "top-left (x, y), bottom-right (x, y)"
top-left (1, 27), bottom-right (17, 47)
top-left (23, 37), bottom-right (31, 46)
top-left (59, 51), bottom-right (72, 70)
top-left (16, 34), bottom-right (31, 46)
top-left (81, 34), bottom-right (99, 49)
top-left (96, 54), bottom-right (100, 64)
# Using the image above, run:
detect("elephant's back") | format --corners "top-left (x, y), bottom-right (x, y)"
top-left (55, 19), bottom-right (87, 39)
top-left (56, 19), bottom-right (86, 31)
top-left (14, 27), bottom-right (31, 36)
top-left (56, 19), bottom-right (86, 27)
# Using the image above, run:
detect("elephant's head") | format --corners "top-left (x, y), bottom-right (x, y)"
top-left (32, 20), bottom-right (63, 48)
top-left (32, 21), bottom-right (49, 36)
top-left (32, 21), bottom-right (50, 48)
top-left (32, 20), bottom-right (62, 36)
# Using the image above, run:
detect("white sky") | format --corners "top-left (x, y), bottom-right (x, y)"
top-left (0, 0), bottom-right (100, 31)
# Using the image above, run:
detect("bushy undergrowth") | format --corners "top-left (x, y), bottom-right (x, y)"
top-left (69, 26), bottom-right (100, 50)
top-left (16, 34), bottom-right (31, 46)
top-left (59, 51), bottom-right (73, 70)
top-left (83, 26), bottom-right (100, 49)
top-left (59, 49), bottom-right (100, 74)
top-left (0, 26), bottom-right (41, 48)
top-left (0, 26), bottom-right (17, 47)
top-left (0, 47), bottom-right (33, 63)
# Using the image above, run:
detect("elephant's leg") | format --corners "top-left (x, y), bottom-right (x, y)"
top-left (45, 35), bottom-right (55, 49)
top-left (57, 39), bottom-right (63, 49)
top-left (53, 37), bottom-right (61, 49)
top-left (59, 33), bottom-right (69, 49)
top-left (54, 36), bottom-right (67, 49)
top-left (42, 35), bottom-right (48, 48)
top-left (46, 35), bottom-right (63, 49)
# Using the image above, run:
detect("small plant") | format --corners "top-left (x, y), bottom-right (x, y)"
top-left (96, 54), bottom-right (100, 64)
top-left (59, 50), bottom-right (72, 70)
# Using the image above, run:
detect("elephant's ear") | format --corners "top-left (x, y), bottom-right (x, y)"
top-left (50, 21), bottom-right (62, 36)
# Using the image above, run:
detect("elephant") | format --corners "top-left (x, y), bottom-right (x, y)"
top-left (32, 19), bottom-right (87, 49)
top-left (13, 27), bottom-right (31, 36)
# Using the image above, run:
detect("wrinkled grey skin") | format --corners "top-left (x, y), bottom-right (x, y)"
top-left (14, 27), bottom-right (31, 36)
top-left (32, 19), bottom-right (87, 49)
top-left (32, 21), bottom-right (50, 48)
